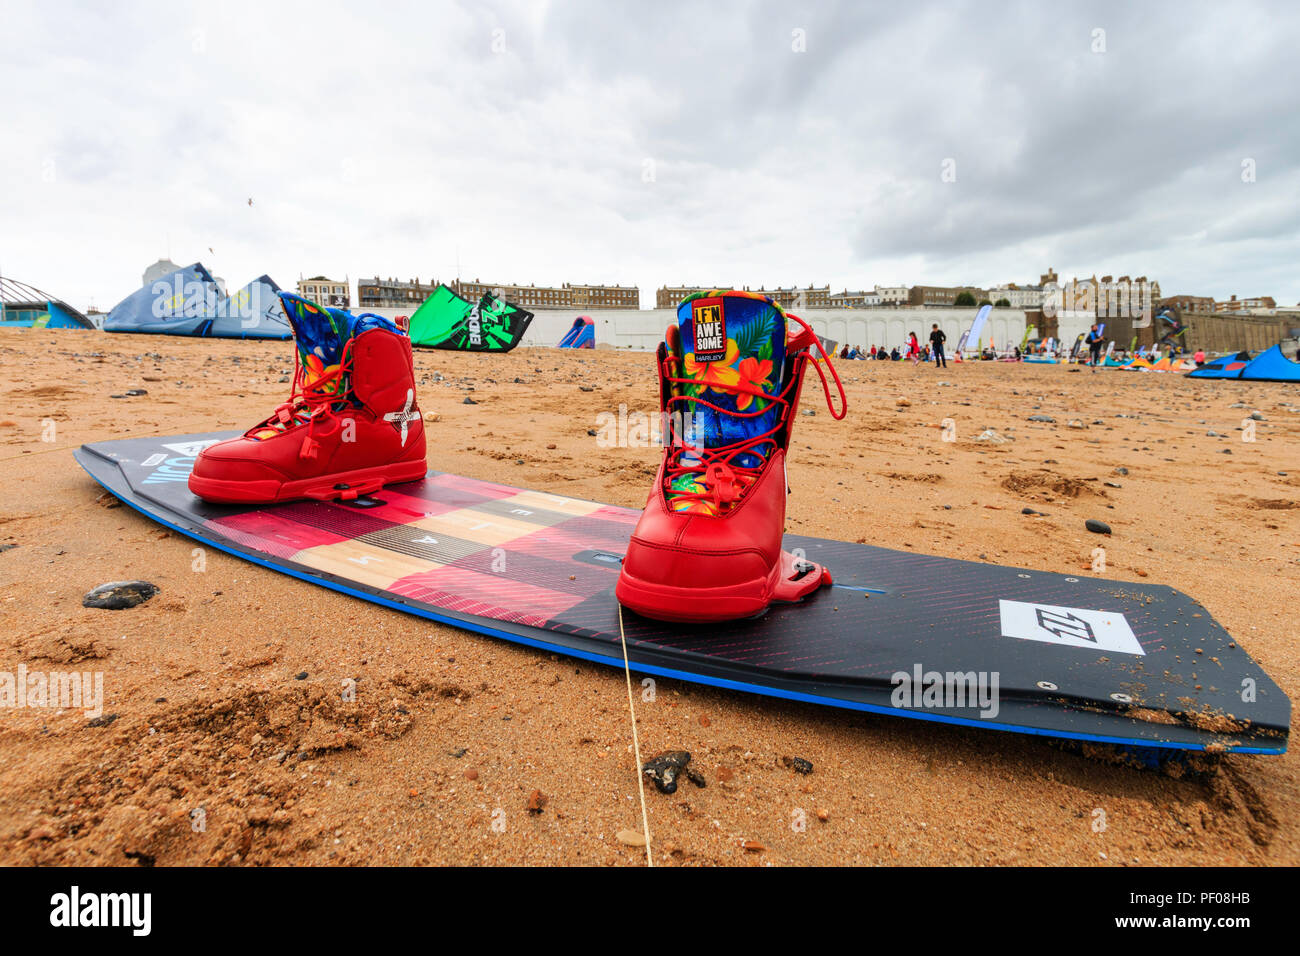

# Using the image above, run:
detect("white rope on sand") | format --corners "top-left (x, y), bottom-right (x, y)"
top-left (617, 603), bottom-right (653, 867)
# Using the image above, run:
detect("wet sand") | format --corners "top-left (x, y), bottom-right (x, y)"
top-left (0, 327), bottom-right (1297, 866)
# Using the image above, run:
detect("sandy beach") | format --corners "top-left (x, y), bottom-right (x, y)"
top-left (0, 327), bottom-right (1296, 866)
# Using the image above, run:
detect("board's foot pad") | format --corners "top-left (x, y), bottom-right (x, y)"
top-left (617, 550), bottom-right (830, 623)
top-left (188, 459), bottom-right (427, 504)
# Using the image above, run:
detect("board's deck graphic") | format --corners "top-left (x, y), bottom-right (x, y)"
top-left (75, 433), bottom-right (1290, 754)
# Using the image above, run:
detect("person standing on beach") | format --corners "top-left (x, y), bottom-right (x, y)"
top-left (1086, 324), bottom-right (1104, 366)
top-left (907, 331), bottom-right (922, 366)
top-left (929, 323), bottom-right (947, 368)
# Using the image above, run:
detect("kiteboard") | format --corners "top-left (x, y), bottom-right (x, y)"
top-left (75, 433), bottom-right (1290, 755)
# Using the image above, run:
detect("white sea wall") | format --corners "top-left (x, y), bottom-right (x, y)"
top-left (518, 307), bottom-right (1029, 352)
top-left (358, 304), bottom-right (1029, 352)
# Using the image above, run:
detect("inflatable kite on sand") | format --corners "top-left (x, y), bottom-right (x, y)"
top-left (407, 285), bottom-right (534, 353)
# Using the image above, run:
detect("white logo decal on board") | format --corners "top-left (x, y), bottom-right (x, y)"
top-left (998, 600), bottom-right (1144, 656)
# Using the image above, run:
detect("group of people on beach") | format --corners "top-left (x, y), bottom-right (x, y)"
top-left (838, 324), bottom-right (950, 367)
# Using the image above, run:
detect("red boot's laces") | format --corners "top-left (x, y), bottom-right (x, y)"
top-left (662, 312), bottom-right (847, 512)
top-left (253, 340), bottom-right (356, 460)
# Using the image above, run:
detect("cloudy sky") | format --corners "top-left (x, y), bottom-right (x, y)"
top-left (3, 0), bottom-right (1297, 311)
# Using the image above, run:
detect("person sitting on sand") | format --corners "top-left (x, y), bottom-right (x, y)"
top-left (1194, 349), bottom-right (1206, 367)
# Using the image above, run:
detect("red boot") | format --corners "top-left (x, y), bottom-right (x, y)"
top-left (189, 293), bottom-right (427, 503)
top-left (616, 291), bottom-right (846, 623)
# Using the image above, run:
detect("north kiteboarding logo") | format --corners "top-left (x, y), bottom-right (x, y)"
top-left (998, 599), bottom-right (1144, 655)
top-left (692, 299), bottom-right (727, 362)
top-left (383, 390), bottom-right (420, 446)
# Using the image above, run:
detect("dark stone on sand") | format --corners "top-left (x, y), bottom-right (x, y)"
top-left (83, 580), bottom-right (158, 610)
top-left (295, 671), bottom-right (308, 680)
top-left (785, 756), bottom-right (814, 775)
top-left (126, 388), bottom-right (148, 396)
top-left (87, 713), bottom-right (119, 727)
top-left (462, 396), bottom-right (478, 404)
top-left (643, 750), bottom-right (693, 794)
top-left (1114, 467), bottom-right (1129, 475)
top-left (1085, 519), bottom-right (1112, 535)
top-left (1021, 507), bottom-right (1047, 516)
top-left (1028, 415), bottom-right (1055, 423)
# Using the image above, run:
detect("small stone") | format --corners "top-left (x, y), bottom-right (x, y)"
top-left (782, 755), bottom-right (814, 774)
top-left (1085, 519), bottom-right (1112, 535)
top-left (295, 671), bottom-right (308, 680)
top-left (1021, 507), bottom-right (1046, 516)
top-left (82, 580), bottom-right (158, 610)
top-left (126, 388), bottom-right (148, 396)
top-left (526, 789), bottom-right (548, 813)
top-left (1114, 467), bottom-right (1129, 475)
top-left (462, 396), bottom-right (478, 404)
top-left (616, 829), bottom-right (647, 846)
top-left (86, 713), bottom-right (119, 727)
top-left (643, 750), bottom-right (692, 794)
top-left (464, 769), bottom-right (479, 781)
top-left (1250, 412), bottom-right (1264, 421)
top-left (895, 397), bottom-right (910, 407)
top-left (1028, 415), bottom-right (1055, 423)
top-left (742, 840), bottom-right (765, 852)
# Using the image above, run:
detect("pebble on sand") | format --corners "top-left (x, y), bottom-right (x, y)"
top-left (643, 750), bottom-right (700, 794)
top-left (616, 829), bottom-right (648, 847)
top-left (1085, 519), bottom-right (1112, 535)
top-left (82, 580), bottom-right (158, 610)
